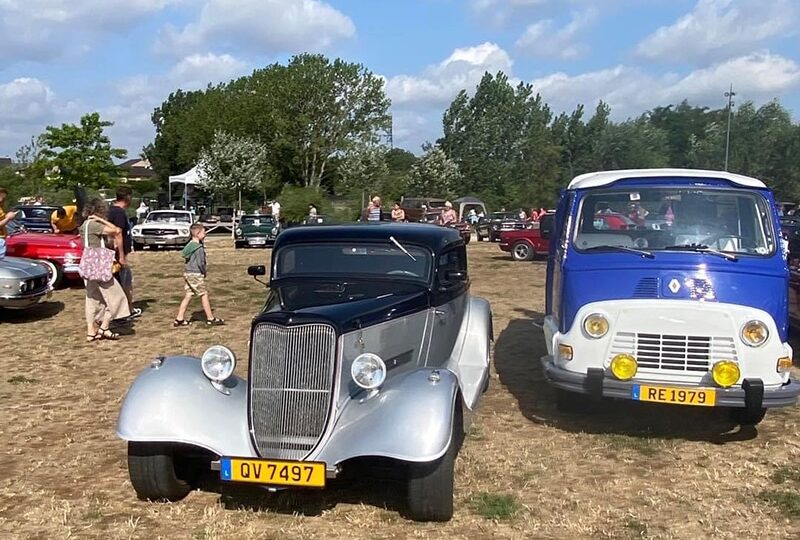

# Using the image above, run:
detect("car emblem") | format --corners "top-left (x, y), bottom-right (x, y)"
top-left (668, 279), bottom-right (681, 294)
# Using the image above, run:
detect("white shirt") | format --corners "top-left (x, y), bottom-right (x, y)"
top-left (271, 201), bottom-right (281, 217)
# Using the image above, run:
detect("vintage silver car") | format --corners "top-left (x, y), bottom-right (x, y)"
top-left (0, 250), bottom-right (51, 309)
top-left (117, 223), bottom-right (493, 521)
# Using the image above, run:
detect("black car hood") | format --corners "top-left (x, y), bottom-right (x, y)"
top-left (254, 283), bottom-right (430, 334)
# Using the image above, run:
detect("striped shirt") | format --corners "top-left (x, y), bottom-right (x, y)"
top-left (368, 205), bottom-right (381, 222)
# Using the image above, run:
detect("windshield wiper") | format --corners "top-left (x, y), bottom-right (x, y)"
top-left (583, 245), bottom-right (654, 259)
top-left (389, 236), bottom-right (417, 262)
top-left (663, 244), bottom-right (738, 261)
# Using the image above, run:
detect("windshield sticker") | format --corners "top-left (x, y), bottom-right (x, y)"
top-left (629, 192), bottom-right (641, 201)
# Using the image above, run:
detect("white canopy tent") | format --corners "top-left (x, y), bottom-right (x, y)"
top-left (168, 166), bottom-right (202, 208)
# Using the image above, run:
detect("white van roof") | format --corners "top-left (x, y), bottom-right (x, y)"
top-left (567, 168), bottom-right (767, 190)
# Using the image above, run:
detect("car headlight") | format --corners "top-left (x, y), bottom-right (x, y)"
top-left (132, 228), bottom-right (142, 236)
top-left (741, 320), bottom-right (768, 347)
top-left (351, 353), bottom-right (386, 390)
top-left (583, 313), bottom-right (609, 339)
top-left (712, 360), bottom-right (740, 388)
top-left (271, 227), bottom-right (278, 234)
top-left (201, 345), bottom-right (236, 382)
top-left (235, 228), bottom-right (242, 236)
top-left (178, 228), bottom-right (190, 236)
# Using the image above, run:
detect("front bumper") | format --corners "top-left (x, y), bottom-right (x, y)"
top-left (134, 235), bottom-right (190, 246)
top-left (541, 354), bottom-right (800, 409)
top-left (0, 289), bottom-right (48, 309)
top-left (236, 235), bottom-right (276, 246)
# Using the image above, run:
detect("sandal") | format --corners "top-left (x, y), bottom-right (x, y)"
top-left (98, 328), bottom-right (120, 340)
top-left (173, 319), bottom-right (191, 327)
top-left (207, 317), bottom-right (225, 326)
top-left (86, 331), bottom-right (101, 342)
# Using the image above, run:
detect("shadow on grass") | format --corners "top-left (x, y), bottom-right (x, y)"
top-left (494, 311), bottom-right (758, 444)
top-left (0, 300), bottom-right (64, 323)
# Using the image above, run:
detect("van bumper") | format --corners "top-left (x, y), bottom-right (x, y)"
top-left (540, 355), bottom-right (800, 409)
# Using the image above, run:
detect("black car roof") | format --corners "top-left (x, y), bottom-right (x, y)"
top-left (274, 222), bottom-right (463, 253)
top-left (241, 214), bottom-right (275, 218)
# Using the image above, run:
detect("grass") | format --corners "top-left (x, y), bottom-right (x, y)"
top-left (7, 375), bottom-right (38, 384)
top-left (759, 490), bottom-right (800, 518)
top-left (602, 434), bottom-right (660, 456)
top-left (468, 492), bottom-right (521, 520)
top-left (624, 517), bottom-right (649, 538)
top-left (772, 465), bottom-right (800, 485)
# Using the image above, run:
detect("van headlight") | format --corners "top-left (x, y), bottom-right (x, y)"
top-left (201, 345), bottom-right (236, 382)
top-left (351, 353), bottom-right (386, 390)
top-left (583, 313), bottom-right (609, 339)
top-left (741, 320), bottom-right (769, 347)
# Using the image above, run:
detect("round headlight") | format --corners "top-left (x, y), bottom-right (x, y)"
top-left (610, 354), bottom-right (637, 380)
top-left (712, 360), bottom-right (740, 388)
top-left (741, 320), bottom-right (768, 347)
top-left (271, 227), bottom-right (278, 234)
top-left (201, 345), bottom-right (236, 382)
top-left (583, 313), bottom-right (609, 339)
top-left (235, 228), bottom-right (242, 236)
top-left (350, 353), bottom-right (386, 390)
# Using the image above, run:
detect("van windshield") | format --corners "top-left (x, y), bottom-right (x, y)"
top-left (574, 188), bottom-right (775, 256)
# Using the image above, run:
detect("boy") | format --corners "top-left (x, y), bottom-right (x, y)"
top-left (174, 223), bottom-right (224, 326)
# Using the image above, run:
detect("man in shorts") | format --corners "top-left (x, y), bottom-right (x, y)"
top-left (107, 186), bottom-right (141, 319)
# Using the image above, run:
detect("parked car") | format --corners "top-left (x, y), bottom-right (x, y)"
top-left (592, 212), bottom-right (636, 231)
top-left (117, 223), bottom-right (492, 521)
top-left (13, 205), bottom-right (61, 233)
top-left (541, 168), bottom-right (799, 426)
top-left (234, 214), bottom-right (280, 248)
top-left (131, 210), bottom-right (194, 249)
top-left (420, 211), bottom-right (471, 244)
top-left (499, 214), bottom-right (553, 261)
top-left (0, 255), bottom-right (51, 309)
top-left (400, 197), bottom-right (447, 222)
top-left (4, 228), bottom-right (82, 288)
top-left (475, 212), bottom-right (520, 242)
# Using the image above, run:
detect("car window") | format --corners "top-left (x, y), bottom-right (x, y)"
top-left (276, 242), bottom-right (432, 280)
top-left (241, 216), bottom-right (274, 226)
top-left (146, 212), bottom-right (191, 223)
top-left (438, 246), bottom-right (467, 286)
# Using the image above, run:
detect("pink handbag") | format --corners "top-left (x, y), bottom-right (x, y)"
top-left (78, 221), bottom-right (115, 282)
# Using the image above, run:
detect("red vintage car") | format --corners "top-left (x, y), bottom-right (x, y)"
top-left (498, 214), bottom-right (553, 261)
top-left (4, 231), bottom-right (82, 287)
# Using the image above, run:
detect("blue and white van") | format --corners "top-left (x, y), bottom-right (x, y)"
top-left (541, 169), bottom-right (800, 425)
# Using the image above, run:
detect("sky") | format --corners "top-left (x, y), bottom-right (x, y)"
top-left (0, 0), bottom-right (799, 161)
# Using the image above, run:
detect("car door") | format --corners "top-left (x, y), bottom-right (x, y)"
top-left (425, 246), bottom-right (468, 367)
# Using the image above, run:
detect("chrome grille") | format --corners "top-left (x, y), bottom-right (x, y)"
top-left (610, 332), bottom-right (738, 373)
top-left (249, 322), bottom-right (337, 460)
top-left (142, 228), bottom-right (178, 236)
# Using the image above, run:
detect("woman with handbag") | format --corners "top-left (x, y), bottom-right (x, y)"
top-left (80, 198), bottom-right (130, 342)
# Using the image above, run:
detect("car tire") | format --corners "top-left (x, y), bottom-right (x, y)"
top-left (406, 406), bottom-right (461, 522)
top-left (39, 260), bottom-right (63, 289)
top-left (729, 407), bottom-right (767, 426)
top-left (234, 242), bottom-right (242, 249)
top-left (127, 442), bottom-right (192, 502)
top-left (511, 241), bottom-right (534, 261)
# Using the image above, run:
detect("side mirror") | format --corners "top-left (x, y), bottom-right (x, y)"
top-left (247, 265), bottom-right (266, 276)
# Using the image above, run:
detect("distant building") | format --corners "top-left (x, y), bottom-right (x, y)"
top-left (119, 158), bottom-right (156, 182)
top-left (0, 157), bottom-right (12, 168)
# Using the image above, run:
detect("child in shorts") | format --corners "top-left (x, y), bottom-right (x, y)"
top-left (174, 223), bottom-right (224, 326)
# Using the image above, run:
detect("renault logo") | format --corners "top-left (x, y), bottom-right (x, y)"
top-left (668, 279), bottom-right (681, 294)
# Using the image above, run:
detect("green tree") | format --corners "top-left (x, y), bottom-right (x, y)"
top-left (406, 145), bottom-right (461, 198)
top-left (39, 112), bottom-right (127, 190)
top-left (197, 130), bottom-right (273, 210)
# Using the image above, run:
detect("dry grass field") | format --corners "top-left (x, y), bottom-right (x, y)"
top-left (3, 236), bottom-right (800, 539)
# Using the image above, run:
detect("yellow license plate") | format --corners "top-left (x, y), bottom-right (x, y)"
top-left (220, 457), bottom-right (326, 488)
top-left (632, 384), bottom-right (716, 406)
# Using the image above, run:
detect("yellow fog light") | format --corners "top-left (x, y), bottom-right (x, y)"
top-left (610, 354), bottom-right (637, 381)
top-left (741, 320), bottom-right (769, 347)
top-left (777, 357), bottom-right (793, 373)
top-left (558, 343), bottom-right (573, 362)
top-left (583, 313), bottom-right (609, 339)
top-left (712, 360), bottom-right (740, 388)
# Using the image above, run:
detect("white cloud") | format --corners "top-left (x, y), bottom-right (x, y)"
top-left (515, 8), bottom-right (597, 59)
top-left (469, 0), bottom-right (549, 27)
top-left (385, 42), bottom-right (514, 108)
top-left (636, 0), bottom-right (798, 64)
top-left (0, 78), bottom-right (56, 125)
top-left (0, 0), bottom-right (182, 63)
top-left (156, 0), bottom-right (355, 57)
top-left (531, 52), bottom-right (800, 119)
top-left (169, 53), bottom-right (248, 89)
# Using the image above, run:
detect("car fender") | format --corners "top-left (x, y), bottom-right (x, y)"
top-left (445, 296), bottom-right (492, 410)
top-left (316, 368), bottom-right (461, 464)
top-left (116, 355), bottom-right (256, 457)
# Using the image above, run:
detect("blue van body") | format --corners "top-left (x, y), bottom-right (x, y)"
top-left (541, 169), bottom-right (800, 421)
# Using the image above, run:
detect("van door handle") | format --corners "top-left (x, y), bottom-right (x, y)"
top-left (434, 309), bottom-right (446, 316)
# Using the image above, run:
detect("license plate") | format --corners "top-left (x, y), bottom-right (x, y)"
top-left (248, 239), bottom-right (266, 245)
top-left (632, 384), bottom-right (716, 406)
top-left (219, 457), bottom-right (326, 488)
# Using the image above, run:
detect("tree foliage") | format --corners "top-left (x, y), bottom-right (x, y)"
top-left (197, 130), bottom-right (272, 205)
top-left (39, 113), bottom-right (127, 190)
top-left (406, 145), bottom-right (461, 199)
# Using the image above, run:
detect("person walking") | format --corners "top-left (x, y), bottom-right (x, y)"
top-left (391, 201), bottom-right (405, 221)
top-left (174, 223), bottom-right (224, 327)
top-left (0, 187), bottom-right (17, 239)
top-left (81, 198), bottom-right (130, 342)
top-left (107, 186), bottom-right (141, 319)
